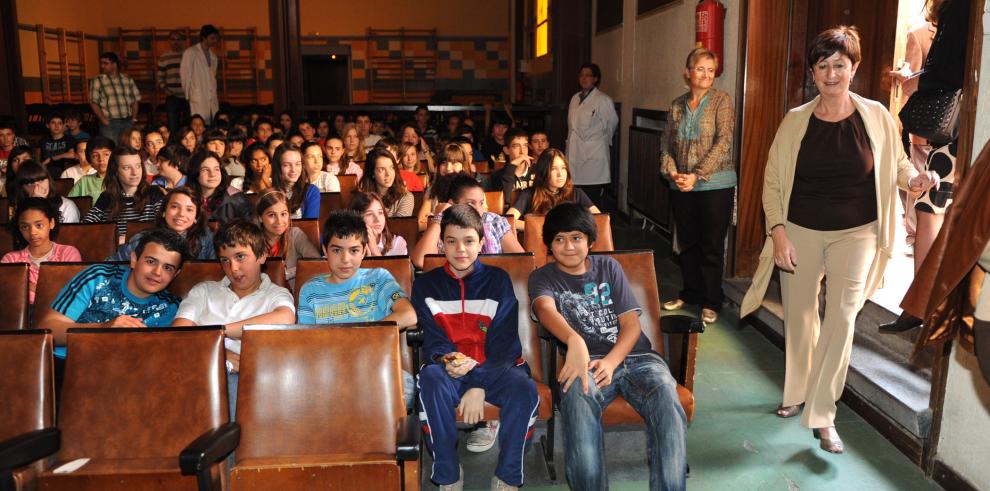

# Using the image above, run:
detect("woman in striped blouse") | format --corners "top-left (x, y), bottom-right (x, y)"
top-left (83, 147), bottom-right (165, 243)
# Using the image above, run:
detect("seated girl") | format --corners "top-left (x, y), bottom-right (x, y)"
top-left (83, 147), bottom-right (165, 242)
top-left (2, 197), bottom-right (81, 303)
top-left (349, 191), bottom-right (407, 256)
top-left (234, 142), bottom-right (274, 194)
top-left (256, 189), bottom-right (321, 287)
top-left (416, 143), bottom-right (467, 230)
top-left (187, 150), bottom-right (253, 225)
top-left (357, 149), bottom-right (414, 217)
top-left (506, 148), bottom-right (600, 230)
top-left (107, 186), bottom-right (216, 261)
top-left (272, 143), bottom-right (320, 219)
top-left (13, 161), bottom-right (80, 223)
top-left (324, 136), bottom-right (363, 179)
top-left (398, 141), bottom-right (426, 192)
top-left (301, 140), bottom-right (340, 192)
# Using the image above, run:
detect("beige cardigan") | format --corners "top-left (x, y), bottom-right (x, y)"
top-left (740, 93), bottom-right (918, 317)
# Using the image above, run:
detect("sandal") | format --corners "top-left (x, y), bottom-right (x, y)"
top-left (775, 403), bottom-right (802, 418)
top-left (813, 427), bottom-right (844, 454)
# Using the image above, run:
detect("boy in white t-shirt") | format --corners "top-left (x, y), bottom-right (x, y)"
top-left (173, 220), bottom-right (296, 417)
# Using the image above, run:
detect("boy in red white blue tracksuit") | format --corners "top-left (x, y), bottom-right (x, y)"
top-left (413, 258), bottom-right (540, 487)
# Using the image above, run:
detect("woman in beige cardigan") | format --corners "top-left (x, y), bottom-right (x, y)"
top-left (740, 26), bottom-right (937, 453)
top-left (660, 48), bottom-right (736, 324)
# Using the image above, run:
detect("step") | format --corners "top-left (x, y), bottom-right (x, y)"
top-left (724, 278), bottom-right (933, 440)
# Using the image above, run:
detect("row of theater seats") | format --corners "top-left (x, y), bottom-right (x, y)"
top-left (0, 251), bottom-right (697, 491)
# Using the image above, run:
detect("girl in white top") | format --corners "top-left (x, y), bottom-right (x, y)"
top-left (324, 136), bottom-right (363, 180)
top-left (301, 141), bottom-right (340, 192)
top-left (349, 191), bottom-right (407, 256)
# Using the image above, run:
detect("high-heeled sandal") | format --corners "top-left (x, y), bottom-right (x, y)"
top-left (812, 428), bottom-right (844, 454)
top-left (775, 403), bottom-right (802, 418)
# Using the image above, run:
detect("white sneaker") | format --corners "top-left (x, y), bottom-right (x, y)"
top-left (439, 465), bottom-right (464, 491)
top-left (466, 420), bottom-right (500, 452)
top-left (491, 476), bottom-right (518, 490)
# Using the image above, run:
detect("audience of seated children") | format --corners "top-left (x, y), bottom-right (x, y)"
top-left (301, 140), bottom-right (340, 192)
top-left (411, 173), bottom-right (523, 269)
top-left (13, 161), bottom-right (81, 223)
top-left (507, 148), bottom-right (600, 230)
top-left (296, 209), bottom-right (417, 407)
top-left (348, 191), bottom-right (407, 256)
top-left (256, 189), bottom-right (320, 287)
top-left (528, 203), bottom-right (687, 491)
top-left (150, 144), bottom-right (190, 190)
top-left (398, 141), bottom-right (426, 192)
top-left (2, 197), bottom-right (82, 303)
top-left (68, 135), bottom-right (115, 202)
top-left (142, 129), bottom-right (166, 176)
top-left (173, 219), bottom-right (296, 417)
top-left (38, 228), bottom-right (187, 376)
top-left (272, 143), bottom-right (320, 219)
top-left (39, 113), bottom-right (76, 176)
top-left (324, 136), bottom-right (363, 179)
top-left (236, 142), bottom-right (273, 194)
top-left (83, 147), bottom-right (166, 242)
top-left (59, 138), bottom-right (95, 183)
top-left (187, 150), bottom-right (252, 224)
top-left (412, 204), bottom-right (539, 491)
top-left (108, 186), bottom-right (216, 261)
top-left (492, 128), bottom-right (534, 213)
top-left (358, 148), bottom-right (414, 218)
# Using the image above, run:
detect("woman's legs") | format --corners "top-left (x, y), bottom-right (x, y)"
top-left (801, 223), bottom-right (876, 429)
top-left (914, 210), bottom-right (944, 273)
top-left (778, 223), bottom-right (827, 408)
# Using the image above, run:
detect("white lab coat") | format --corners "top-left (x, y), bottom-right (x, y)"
top-left (180, 43), bottom-right (219, 124)
top-left (566, 87), bottom-right (619, 185)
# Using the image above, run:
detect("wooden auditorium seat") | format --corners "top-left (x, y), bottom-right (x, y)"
top-left (54, 178), bottom-right (74, 197)
top-left (0, 330), bottom-right (58, 491)
top-left (337, 174), bottom-right (358, 205)
top-left (66, 196), bottom-right (91, 218)
top-left (411, 191), bottom-right (425, 216)
top-left (229, 324), bottom-right (419, 490)
top-left (293, 256), bottom-right (416, 373)
top-left (168, 258), bottom-right (288, 299)
top-left (319, 192), bottom-right (344, 221)
top-left (34, 327), bottom-right (237, 491)
top-left (0, 263), bottom-right (30, 330)
top-left (124, 221), bottom-right (155, 242)
top-left (293, 218), bottom-right (322, 250)
top-left (484, 191), bottom-right (504, 214)
top-left (523, 213), bottom-right (614, 266)
top-left (57, 222), bottom-right (117, 261)
top-left (419, 252), bottom-right (557, 479)
top-left (388, 217), bottom-right (419, 252)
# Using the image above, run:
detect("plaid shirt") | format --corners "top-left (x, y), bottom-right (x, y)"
top-left (89, 73), bottom-right (140, 119)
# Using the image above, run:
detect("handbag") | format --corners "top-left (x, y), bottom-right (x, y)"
top-left (899, 88), bottom-right (962, 145)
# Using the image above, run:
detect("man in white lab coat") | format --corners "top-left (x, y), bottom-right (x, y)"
top-left (181, 24), bottom-right (220, 125)
top-left (566, 63), bottom-right (618, 206)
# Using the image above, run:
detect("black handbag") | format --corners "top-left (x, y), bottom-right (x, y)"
top-left (899, 87), bottom-right (962, 145)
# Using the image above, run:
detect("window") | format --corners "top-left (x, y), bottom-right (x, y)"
top-left (535, 0), bottom-right (549, 58)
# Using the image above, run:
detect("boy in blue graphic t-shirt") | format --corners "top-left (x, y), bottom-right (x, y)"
top-left (39, 228), bottom-right (188, 360)
top-left (297, 209), bottom-right (418, 407)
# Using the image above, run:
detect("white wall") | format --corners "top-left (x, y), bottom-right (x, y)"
top-left (590, 0), bottom-right (740, 213)
top-left (934, 4), bottom-right (990, 489)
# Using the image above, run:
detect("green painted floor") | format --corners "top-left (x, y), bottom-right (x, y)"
top-left (447, 224), bottom-right (942, 490)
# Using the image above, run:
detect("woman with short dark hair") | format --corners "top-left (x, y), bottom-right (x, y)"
top-left (741, 26), bottom-right (937, 453)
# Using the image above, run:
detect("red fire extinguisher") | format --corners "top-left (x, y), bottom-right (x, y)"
top-left (695, 0), bottom-right (726, 77)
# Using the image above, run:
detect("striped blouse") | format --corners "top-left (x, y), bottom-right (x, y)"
top-left (83, 189), bottom-right (165, 238)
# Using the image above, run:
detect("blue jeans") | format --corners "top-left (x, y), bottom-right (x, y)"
top-left (99, 118), bottom-right (132, 142)
top-left (560, 354), bottom-right (687, 491)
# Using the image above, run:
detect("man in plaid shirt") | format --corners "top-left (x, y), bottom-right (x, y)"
top-left (89, 52), bottom-right (141, 142)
